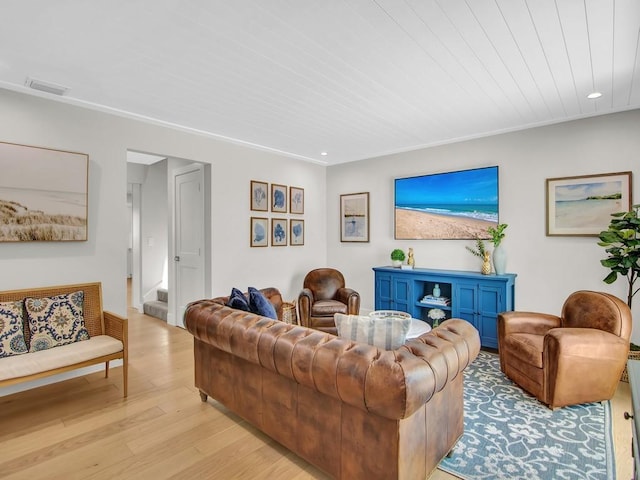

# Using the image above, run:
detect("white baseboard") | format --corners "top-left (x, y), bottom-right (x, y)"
top-left (0, 359), bottom-right (123, 397)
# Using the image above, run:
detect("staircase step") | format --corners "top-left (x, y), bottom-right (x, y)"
top-left (157, 288), bottom-right (168, 303)
top-left (143, 300), bottom-right (168, 321)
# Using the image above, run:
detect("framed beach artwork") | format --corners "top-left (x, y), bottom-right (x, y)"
top-left (271, 218), bottom-right (287, 246)
top-left (250, 217), bottom-right (268, 247)
top-left (394, 166), bottom-right (499, 240)
top-left (546, 171), bottom-right (632, 236)
top-left (250, 180), bottom-right (268, 211)
top-left (290, 219), bottom-right (304, 245)
top-left (290, 186), bottom-right (304, 214)
top-left (0, 141), bottom-right (88, 242)
top-left (340, 192), bottom-right (369, 242)
top-left (271, 183), bottom-right (287, 213)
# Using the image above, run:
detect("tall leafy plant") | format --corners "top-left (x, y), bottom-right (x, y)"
top-left (598, 204), bottom-right (640, 307)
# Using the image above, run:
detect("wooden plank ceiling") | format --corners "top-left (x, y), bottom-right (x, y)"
top-left (0, 0), bottom-right (638, 164)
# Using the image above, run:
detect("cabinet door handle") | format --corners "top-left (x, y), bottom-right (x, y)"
top-left (624, 411), bottom-right (634, 420)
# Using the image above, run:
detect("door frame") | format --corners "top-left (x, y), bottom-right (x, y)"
top-left (168, 162), bottom-right (211, 327)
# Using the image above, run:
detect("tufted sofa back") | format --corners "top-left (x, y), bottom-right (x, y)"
top-left (185, 292), bottom-right (480, 420)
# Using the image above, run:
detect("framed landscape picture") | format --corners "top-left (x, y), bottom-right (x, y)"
top-left (0, 141), bottom-right (88, 242)
top-left (250, 180), bottom-right (268, 211)
top-left (340, 192), bottom-right (369, 242)
top-left (290, 219), bottom-right (304, 245)
top-left (250, 217), bottom-right (268, 247)
top-left (546, 171), bottom-right (632, 236)
top-left (271, 218), bottom-right (287, 246)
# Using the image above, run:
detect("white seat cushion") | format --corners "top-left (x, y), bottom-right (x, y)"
top-left (0, 335), bottom-right (123, 381)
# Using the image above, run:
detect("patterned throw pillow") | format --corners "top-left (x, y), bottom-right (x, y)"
top-left (335, 313), bottom-right (411, 350)
top-left (25, 291), bottom-right (90, 352)
top-left (0, 300), bottom-right (29, 358)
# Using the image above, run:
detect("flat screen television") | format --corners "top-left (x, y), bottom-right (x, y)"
top-left (394, 166), bottom-right (499, 240)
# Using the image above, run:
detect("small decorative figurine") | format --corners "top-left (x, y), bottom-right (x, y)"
top-left (407, 248), bottom-right (415, 268)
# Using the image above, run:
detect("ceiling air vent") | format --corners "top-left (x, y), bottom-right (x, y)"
top-left (25, 77), bottom-right (69, 96)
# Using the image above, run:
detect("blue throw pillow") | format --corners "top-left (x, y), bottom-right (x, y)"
top-left (248, 287), bottom-right (277, 319)
top-left (226, 288), bottom-right (250, 312)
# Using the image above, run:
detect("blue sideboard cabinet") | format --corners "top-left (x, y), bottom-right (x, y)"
top-left (373, 266), bottom-right (517, 349)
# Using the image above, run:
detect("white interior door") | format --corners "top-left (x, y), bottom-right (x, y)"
top-left (173, 164), bottom-right (205, 327)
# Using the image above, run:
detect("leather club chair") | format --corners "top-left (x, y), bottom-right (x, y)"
top-left (298, 268), bottom-right (360, 335)
top-left (498, 290), bottom-right (631, 409)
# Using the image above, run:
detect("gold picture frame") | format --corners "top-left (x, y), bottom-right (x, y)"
top-left (250, 180), bottom-right (268, 211)
top-left (290, 219), bottom-right (304, 246)
top-left (250, 217), bottom-right (268, 247)
top-left (271, 183), bottom-right (287, 213)
top-left (0, 141), bottom-right (88, 242)
top-left (546, 171), bottom-right (632, 236)
top-left (271, 218), bottom-right (287, 246)
top-left (289, 186), bottom-right (304, 214)
top-left (340, 192), bottom-right (370, 242)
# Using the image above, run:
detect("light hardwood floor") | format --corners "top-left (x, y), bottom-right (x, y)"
top-left (0, 287), bottom-right (633, 479)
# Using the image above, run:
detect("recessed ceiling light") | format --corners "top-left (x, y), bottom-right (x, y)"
top-left (320, 152), bottom-right (328, 156)
top-left (587, 91), bottom-right (602, 99)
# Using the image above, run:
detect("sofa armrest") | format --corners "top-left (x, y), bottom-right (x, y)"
top-left (545, 327), bottom-right (629, 360)
top-left (544, 328), bottom-right (629, 407)
top-left (336, 287), bottom-right (360, 315)
top-left (498, 311), bottom-right (561, 336)
top-left (297, 288), bottom-right (314, 327)
top-left (104, 310), bottom-right (128, 345)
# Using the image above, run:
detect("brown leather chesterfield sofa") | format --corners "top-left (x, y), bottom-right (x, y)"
top-left (184, 287), bottom-right (480, 480)
top-left (498, 290), bottom-right (631, 409)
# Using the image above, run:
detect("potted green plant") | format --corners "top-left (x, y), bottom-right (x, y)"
top-left (598, 204), bottom-right (640, 308)
top-left (466, 238), bottom-right (491, 274)
top-left (390, 248), bottom-right (406, 267)
top-left (488, 223), bottom-right (508, 274)
top-left (488, 223), bottom-right (508, 247)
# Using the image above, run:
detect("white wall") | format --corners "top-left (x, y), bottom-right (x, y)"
top-left (2, 86), bottom-right (637, 342)
top-left (0, 88), bottom-right (327, 314)
top-left (140, 159), bottom-right (168, 300)
top-left (327, 110), bottom-right (640, 342)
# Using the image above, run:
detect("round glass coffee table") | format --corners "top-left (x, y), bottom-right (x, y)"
top-left (369, 310), bottom-right (432, 339)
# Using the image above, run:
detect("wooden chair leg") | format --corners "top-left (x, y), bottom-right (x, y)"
top-left (105, 361), bottom-right (110, 378)
top-left (123, 354), bottom-right (128, 398)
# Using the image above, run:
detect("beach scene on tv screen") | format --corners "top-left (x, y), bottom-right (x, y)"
top-left (395, 166), bottom-right (498, 240)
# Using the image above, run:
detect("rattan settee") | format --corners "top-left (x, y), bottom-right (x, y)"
top-left (0, 282), bottom-right (128, 396)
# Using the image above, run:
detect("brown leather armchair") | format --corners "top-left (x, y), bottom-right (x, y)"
top-left (498, 290), bottom-right (631, 409)
top-left (298, 268), bottom-right (360, 334)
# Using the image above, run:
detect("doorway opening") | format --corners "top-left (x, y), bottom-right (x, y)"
top-left (127, 150), bottom-right (211, 327)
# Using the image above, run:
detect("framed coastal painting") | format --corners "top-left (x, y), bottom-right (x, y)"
top-left (290, 186), bottom-right (304, 214)
top-left (250, 217), bottom-right (268, 247)
top-left (394, 166), bottom-right (498, 240)
top-left (290, 219), bottom-right (304, 245)
top-left (546, 171), bottom-right (632, 236)
top-left (271, 218), bottom-right (287, 246)
top-left (250, 180), bottom-right (268, 211)
top-left (0, 141), bottom-right (88, 242)
top-left (340, 192), bottom-right (369, 242)
top-left (271, 183), bottom-right (287, 213)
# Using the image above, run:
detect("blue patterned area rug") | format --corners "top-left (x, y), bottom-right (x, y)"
top-left (438, 351), bottom-right (615, 480)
